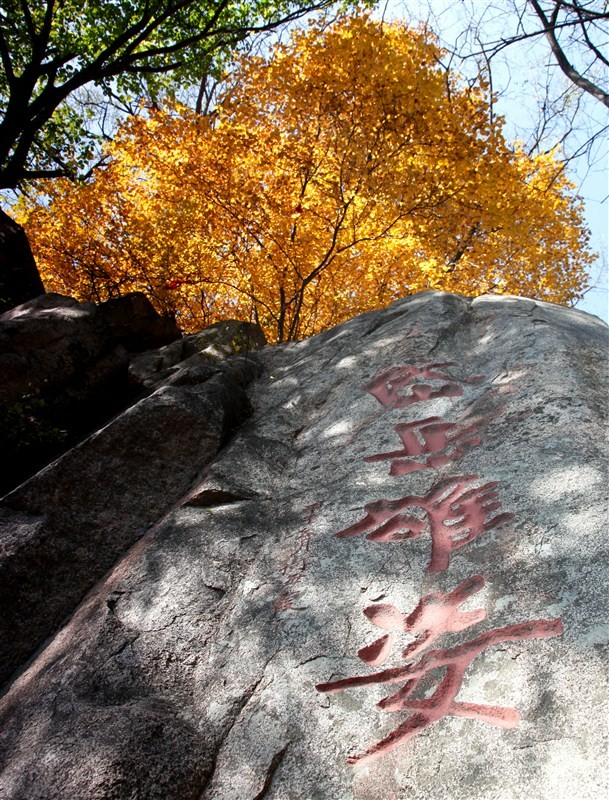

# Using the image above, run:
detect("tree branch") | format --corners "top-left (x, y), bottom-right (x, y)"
top-left (573, 2), bottom-right (609, 68)
top-left (528, 0), bottom-right (609, 106)
top-left (19, 0), bottom-right (36, 41)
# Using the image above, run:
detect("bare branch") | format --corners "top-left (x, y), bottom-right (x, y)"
top-left (573, 2), bottom-right (609, 68)
top-left (528, 0), bottom-right (609, 106)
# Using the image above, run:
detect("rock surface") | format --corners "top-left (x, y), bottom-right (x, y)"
top-left (0, 295), bottom-right (267, 495)
top-left (0, 352), bottom-right (261, 687)
top-left (0, 292), bottom-right (607, 800)
top-left (0, 293), bottom-right (127, 409)
top-left (0, 293), bottom-right (131, 493)
top-left (97, 292), bottom-right (181, 352)
top-left (129, 318), bottom-right (267, 390)
top-left (0, 210), bottom-right (44, 314)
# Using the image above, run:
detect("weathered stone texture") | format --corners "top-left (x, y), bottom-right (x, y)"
top-left (129, 318), bottom-right (267, 390)
top-left (0, 292), bottom-right (607, 800)
top-left (0, 294), bottom-right (268, 495)
top-left (0, 293), bottom-right (133, 494)
top-left (0, 363), bottom-right (259, 686)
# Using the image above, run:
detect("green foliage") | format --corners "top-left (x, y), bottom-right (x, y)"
top-left (0, 0), bottom-right (341, 189)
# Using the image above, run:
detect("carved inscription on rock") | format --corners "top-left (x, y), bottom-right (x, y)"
top-left (317, 578), bottom-right (562, 765)
top-left (363, 416), bottom-right (481, 475)
top-left (335, 475), bottom-right (514, 573)
top-left (315, 362), bottom-right (563, 766)
top-left (363, 362), bottom-right (483, 408)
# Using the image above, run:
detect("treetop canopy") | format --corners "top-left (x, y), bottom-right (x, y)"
top-left (16, 13), bottom-right (593, 341)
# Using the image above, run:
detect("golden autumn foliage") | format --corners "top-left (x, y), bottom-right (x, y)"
top-left (16, 13), bottom-right (592, 342)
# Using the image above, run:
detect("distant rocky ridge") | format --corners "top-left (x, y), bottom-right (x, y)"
top-left (0, 291), bottom-right (607, 800)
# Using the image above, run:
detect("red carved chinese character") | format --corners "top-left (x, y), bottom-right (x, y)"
top-left (335, 476), bottom-right (514, 572)
top-left (316, 577), bottom-right (563, 766)
top-left (359, 575), bottom-right (487, 665)
top-left (364, 416), bottom-right (481, 475)
top-left (363, 362), bottom-right (483, 408)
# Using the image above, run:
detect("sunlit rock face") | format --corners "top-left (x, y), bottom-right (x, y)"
top-left (0, 291), bottom-right (607, 800)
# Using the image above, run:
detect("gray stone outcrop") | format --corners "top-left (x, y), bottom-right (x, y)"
top-left (97, 292), bottom-right (181, 352)
top-left (0, 293), bottom-right (131, 493)
top-left (0, 293), bottom-right (128, 410)
top-left (0, 210), bottom-right (44, 314)
top-left (129, 319), bottom-right (267, 390)
top-left (0, 351), bottom-right (261, 687)
top-left (0, 292), bottom-right (607, 800)
top-left (0, 294), bottom-right (267, 495)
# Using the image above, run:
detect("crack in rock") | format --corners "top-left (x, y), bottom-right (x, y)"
top-left (252, 742), bottom-right (290, 800)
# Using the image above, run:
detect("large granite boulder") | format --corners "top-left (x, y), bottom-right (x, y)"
top-left (182, 318), bottom-right (268, 358)
top-left (97, 292), bottom-right (181, 352)
top-left (0, 293), bottom-right (127, 409)
top-left (0, 210), bottom-right (44, 314)
top-left (0, 353), bottom-right (261, 687)
top-left (129, 319), bottom-right (268, 389)
top-left (0, 294), bottom-right (130, 493)
top-left (0, 294), bottom-right (267, 495)
top-left (0, 292), bottom-right (607, 800)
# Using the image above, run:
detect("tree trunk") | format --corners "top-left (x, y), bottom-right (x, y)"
top-left (0, 209), bottom-right (45, 313)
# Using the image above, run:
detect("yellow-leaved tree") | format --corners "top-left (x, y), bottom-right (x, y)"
top-left (17, 13), bottom-right (592, 342)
